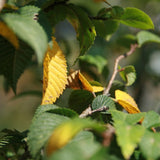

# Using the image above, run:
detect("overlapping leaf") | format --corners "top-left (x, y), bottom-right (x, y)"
top-left (46, 118), bottom-right (104, 156)
top-left (115, 90), bottom-right (140, 113)
top-left (67, 70), bottom-right (104, 93)
top-left (47, 4), bottom-right (96, 58)
top-left (42, 37), bottom-right (67, 105)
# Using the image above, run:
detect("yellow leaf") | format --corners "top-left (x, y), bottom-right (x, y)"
top-left (46, 121), bottom-right (81, 156)
top-left (41, 37), bottom-right (67, 105)
top-left (0, 21), bottom-right (19, 49)
top-left (67, 70), bottom-right (104, 93)
top-left (115, 90), bottom-right (140, 114)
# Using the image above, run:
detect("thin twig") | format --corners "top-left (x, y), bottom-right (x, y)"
top-left (79, 106), bottom-right (109, 118)
top-left (103, 44), bottom-right (138, 95)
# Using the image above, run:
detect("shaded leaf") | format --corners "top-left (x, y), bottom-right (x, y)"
top-left (0, 21), bottom-right (19, 49)
top-left (93, 19), bottom-right (119, 38)
top-left (1, 13), bottom-right (48, 64)
top-left (142, 111), bottom-right (160, 129)
top-left (28, 112), bottom-right (69, 157)
top-left (42, 37), bottom-right (67, 105)
top-left (69, 90), bottom-right (94, 114)
top-left (92, 95), bottom-right (116, 111)
top-left (119, 7), bottom-right (154, 29)
top-left (46, 117), bottom-right (104, 155)
top-left (137, 31), bottom-right (160, 47)
top-left (115, 90), bottom-right (140, 113)
top-left (119, 65), bottom-right (136, 86)
top-left (140, 130), bottom-right (160, 160)
top-left (79, 55), bottom-right (107, 73)
top-left (47, 108), bottom-right (78, 118)
top-left (115, 122), bottom-right (145, 159)
top-left (0, 36), bottom-right (34, 92)
top-left (47, 4), bottom-right (96, 57)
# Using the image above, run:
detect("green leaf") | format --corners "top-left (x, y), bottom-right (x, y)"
top-left (92, 19), bottom-right (119, 38)
top-left (119, 7), bottom-right (154, 30)
top-left (79, 55), bottom-right (107, 73)
top-left (28, 112), bottom-right (69, 157)
top-left (33, 104), bottom-right (60, 120)
top-left (140, 130), bottom-right (160, 160)
top-left (1, 13), bottom-right (48, 64)
top-left (47, 4), bottom-right (96, 57)
top-left (48, 108), bottom-right (78, 118)
top-left (92, 95), bottom-right (116, 111)
top-left (46, 117), bottom-right (104, 156)
top-left (17, 5), bottom-right (40, 18)
top-left (114, 122), bottom-right (145, 159)
top-left (142, 111), bottom-right (160, 129)
top-left (0, 36), bottom-right (34, 92)
top-left (110, 110), bottom-right (145, 125)
top-left (137, 31), bottom-right (160, 47)
top-left (48, 131), bottom-right (101, 160)
top-left (119, 65), bottom-right (136, 86)
top-left (69, 90), bottom-right (94, 114)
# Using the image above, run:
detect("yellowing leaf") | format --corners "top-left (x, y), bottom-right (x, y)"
top-left (0, 21), bottom-right (19, 48)
top-left (115, 90), bottom-right (140, 114)
top-left (67, 70), bottom-right (104, 93)
top-left (41, 37), bottom-right (67, 105)
top-left (46, 120), bottom-right (81, 156)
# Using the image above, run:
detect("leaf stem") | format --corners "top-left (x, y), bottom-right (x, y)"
top-left (103, 44), bottom-right (138, 95)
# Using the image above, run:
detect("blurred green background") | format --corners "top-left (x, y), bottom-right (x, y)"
top-left (0, 0), bottom-right (160, 131)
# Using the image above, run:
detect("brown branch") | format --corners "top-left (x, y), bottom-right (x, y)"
top-left (103, 44), bottom-right (138, 95)
top-left (79, 106), bottom-right (109, 118)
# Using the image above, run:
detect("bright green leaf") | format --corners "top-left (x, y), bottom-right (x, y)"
top-left (140, 130), bottom-right (160, 160)
top-left (92, 95), bottom-right (116, 111)
top-left (137, 31), bottom-right (160, 47)
top-left (119, 65), bottom-right (136, 86)
top-left (110, 110), bottom-right (145, 125)
top-left (18, 5), bottom-right (40, 18)
top-left (119, 7), bottom-right (154, 30)
top-left (1, 13), bottom-right (48, 64)
top-left (142, 111), bottom-right (160, 129)
top-left (115, 122), bottom-right (145, 159)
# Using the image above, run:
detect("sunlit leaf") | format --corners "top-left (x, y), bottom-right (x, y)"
top-left (119, 7), bottom-right (154, 30)
top-left (115, 122), bottom-right (145, 159)
top-left (46, 118), bottom-right (104, 156)
top-left (42, 37), bottom-right (67, 105)
top-left (119, 65), bottom-right (136, 86)
top-left (137, 31), bottom-right (160, 47)
top-left (115, 90), bottom-right (140, 113)
top-left (67, 70), bottom-right (104, 93)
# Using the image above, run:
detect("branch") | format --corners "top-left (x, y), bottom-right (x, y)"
top-left (103, 44), bottom-right (138, 95)
top-left (79, 106), bottom-right (109, 118)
